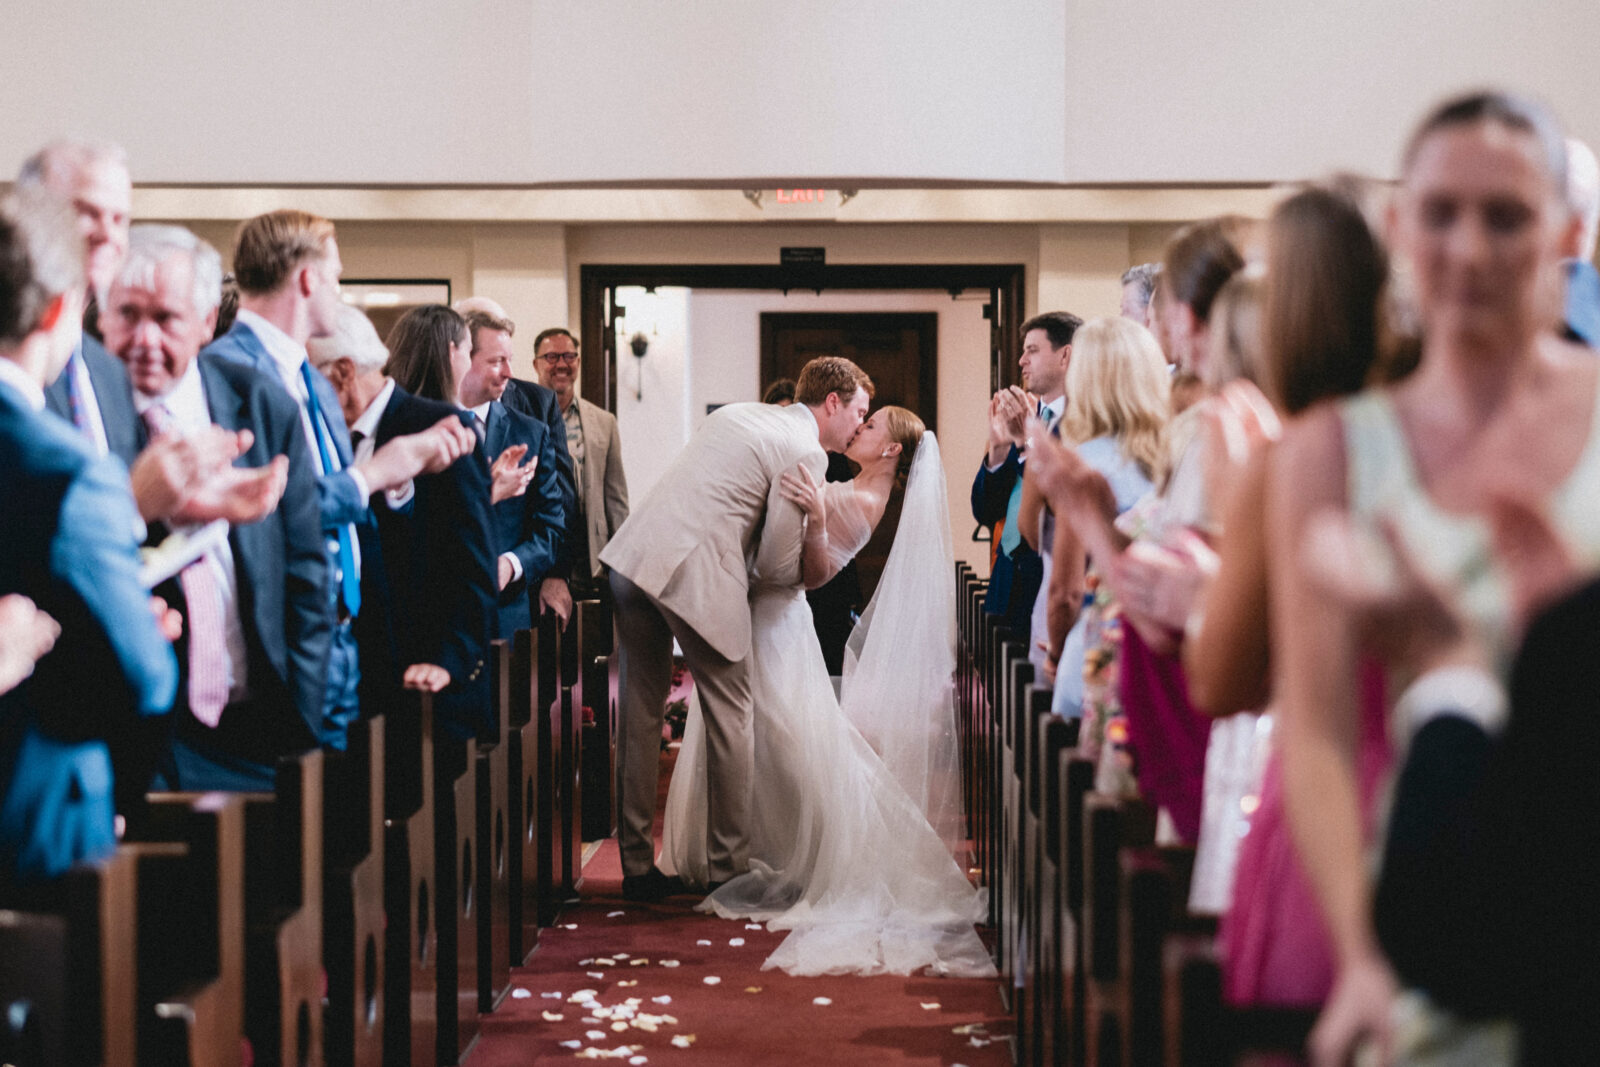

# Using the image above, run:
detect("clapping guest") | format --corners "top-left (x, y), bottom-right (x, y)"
top-left (16, 140), bottom-right (140, 467)
top-left (971, 312), bottom-right (1081, 640)
top-left (1120, 263), bottom-right (1160, 324)
top-left (0, 595), bottom-right (59, 698)
top-left (1016, 317), bottom-right (1167, 714)
top-left (209, 210), bottom-right (475, 749)
top-left (1269, 92), bottom-right (1600, 1063)
top-left (334, 304), bottom-right (496, 736)
top-left (0, 189), bottom-right (176, 884)
top-left (101, 224), bottom-right (328, 793)
top-left (460, 311), bottom-right (568, 636)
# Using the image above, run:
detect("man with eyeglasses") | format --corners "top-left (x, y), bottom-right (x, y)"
top-left (531, 328), bottom-right (628, 608)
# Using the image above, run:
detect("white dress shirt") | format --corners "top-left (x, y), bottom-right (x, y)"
top-left (349, 377), bottom-right (414, 510)
top-left (237, 309), bottom-right (369, 500)
top-left (135, 361), bottom-right (250, 703)
top-left (68, 336), bottom-right (111, 457)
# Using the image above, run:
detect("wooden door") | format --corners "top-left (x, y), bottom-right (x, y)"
top-left (759, 311), bottom-right (937, 602)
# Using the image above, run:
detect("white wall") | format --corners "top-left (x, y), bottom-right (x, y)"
top-left (613, 286), bottom-right (693, 508)
top-left (6, 2), bottom-right (1599, 185)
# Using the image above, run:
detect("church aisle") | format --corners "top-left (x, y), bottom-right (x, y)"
top-left (470, 745), bottom-right (1011, 1065)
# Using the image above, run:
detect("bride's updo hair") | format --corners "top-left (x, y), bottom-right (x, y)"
top-left (879, 405), bottom-right (926, 487)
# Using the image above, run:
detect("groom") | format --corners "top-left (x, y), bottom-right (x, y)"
top-left (602, 356), bottom-right (873, 901)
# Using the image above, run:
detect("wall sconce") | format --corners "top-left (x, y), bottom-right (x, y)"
top-left (629, 331), bottom-right (650, 401)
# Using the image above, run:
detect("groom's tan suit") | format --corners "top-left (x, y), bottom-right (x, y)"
top-left (602, 401), bottom-right (825, 880)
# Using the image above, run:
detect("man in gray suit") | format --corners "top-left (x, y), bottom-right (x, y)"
top-left (16, 140), bottom-right (140, 467)
top-left (601, 357), bottom-right (871, 900)
top-left (532, 326), bottom-right (629, 601)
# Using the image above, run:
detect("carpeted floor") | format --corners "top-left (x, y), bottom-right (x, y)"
top-left (469, 745), bottom-right (1012, 1066)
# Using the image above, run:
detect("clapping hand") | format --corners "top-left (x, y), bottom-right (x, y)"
top-left (130, 425), bottom-right (252, 522)
top-left (489, 443), bottom-right (538, 505)
top-left (173, 455), bottom-right (289, 525)
top-left (987, 386), bottom-right (1034, 456)
top-left (0, 594), bottom-right (61, 696)
top-left (403, 663), bottom-right (451, 693)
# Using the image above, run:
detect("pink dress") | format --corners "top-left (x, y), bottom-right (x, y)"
top-left (1219, 663), bottom-right (1391, 1006)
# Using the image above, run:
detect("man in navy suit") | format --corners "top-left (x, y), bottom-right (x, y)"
top-left (205, 210), bottom-right (475, 749)
top-left (458, 309), bottom-right (567, 636)
top-left (101, 224), bottom-right (331, 791)
top-left (16, 140), bottom-right (140, 467)
top-left (971, 311), bottom-right (1079, 638)
top-left (309, 305), bottom-right (497, 738)
top-left (0, 190), bottom-right (176, 885)
top-left (453, 297), bottom-right (578, 625)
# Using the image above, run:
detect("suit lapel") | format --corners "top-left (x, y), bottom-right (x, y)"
top-left (199, 358), bottom-right (266, 610)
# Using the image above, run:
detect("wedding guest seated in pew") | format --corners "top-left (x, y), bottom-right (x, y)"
top-left (101, 224), bottom-right (331, 792)
top-left (1305, 496), bottom-right (1599, 1064)
top-left (309, 303), bottom-right (496, 737)
top-left (0, 189), bottom-right (176, 884)
top-left (1270, 91), bottom-right (1600, 1065)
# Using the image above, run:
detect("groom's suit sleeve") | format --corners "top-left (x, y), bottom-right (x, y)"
top-left (751, 446), bottom-right (827, 589)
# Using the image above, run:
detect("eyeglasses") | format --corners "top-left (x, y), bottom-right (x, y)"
top-left (538, 351), bottom-right (579, 364)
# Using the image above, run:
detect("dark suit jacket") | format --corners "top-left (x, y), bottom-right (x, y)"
top-left (203, 321), bottom-right (368, 530)
top-left (0, 380), bottom-right (177, 884)
top-left (140, 356), bottom-right (333, 776)
top-left (502, 377), bottom-right (578, 579)
top-left (43, 334), bottom-right (140, 469)
top-left (971, 445), bottom-right (1041, 635)
top-left (482, 399), bottom-right (567, 636)
top-left (354, 386), bottom-right (496, 739)
top-left (806, 451), bottom-right (863, 675)
top-left (1375, 576), bottom-right (1600, 1059)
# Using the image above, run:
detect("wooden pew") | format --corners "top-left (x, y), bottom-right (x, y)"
top-left (240, 749), bottom-right (324, 1067)
top-left (1081, 793), bottom-right (1156, 1067)
top-left (475, 639), bottom-right (513, 1013)
top-left (1028, 713), bottom-right (1079, 1067)
top-left (382, 694), bottom-right (436, 1067)
top-left (1116, 845), bottom-right (1196, 1067)
top-left (1163, 936), bottom-right (1315, 1066)
top-left (126, 792), bottom-right (247, 1067)
top-left (1013, 682), bottom-right (1053, 1066)
top-left (532, 613), bottom-right (564, 926)
top-left (996, 635), bottom-right (1033, 988)
top-left (436, 709), bottom-right (481, 1063)
top-left (1056, 749), bottom-right (1096, 1067)
top-left (323, 716), bottom-right (385, 1067)
top-left (0, 848), bottom-right (139, 1066)
top-left (578, 598), bottom-right (616, 843)
top-left (557, 600), bottom-right (596, 895)
top-left (506, 627), bottom-right (545, 961)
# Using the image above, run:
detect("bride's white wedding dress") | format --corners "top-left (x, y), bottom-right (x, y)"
top-left (659, 434), bottom-right (994, 978)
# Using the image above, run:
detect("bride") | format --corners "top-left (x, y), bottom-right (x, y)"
top-left (659, 405), bottom-right (994, 979)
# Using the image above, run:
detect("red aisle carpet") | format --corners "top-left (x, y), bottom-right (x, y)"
top-left (469, 751), bottom-right (1012, 1066)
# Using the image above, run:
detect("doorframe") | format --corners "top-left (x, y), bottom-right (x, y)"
top-left (578, 262), bottom-right (1026, 413)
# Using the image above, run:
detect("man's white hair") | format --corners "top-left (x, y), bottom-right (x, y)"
top-left (307, 303), bottom-right (390, 372)
top-left (1568, 137), bottom-right (1600, 263)
top-left (16, 139), bottom-right (129, 188)
top-left (116, 224), bottom-right (223, 317)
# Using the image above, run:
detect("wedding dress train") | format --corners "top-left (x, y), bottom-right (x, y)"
top-left (659, 434), bottom-right (994, 978)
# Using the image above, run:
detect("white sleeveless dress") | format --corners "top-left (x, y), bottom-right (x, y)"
top-left (660, 475), bottom-right (994, 978)
top-left (1340, 386), bottom-right (1600, 1063)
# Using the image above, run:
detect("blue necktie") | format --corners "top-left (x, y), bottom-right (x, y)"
top-left (1000, 401), bottom-right (1048, 555)
top-left (300, 361), bottom-right (361, 617)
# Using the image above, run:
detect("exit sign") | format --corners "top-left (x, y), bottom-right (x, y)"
top-left (774, 188), bottom-right (828, 203)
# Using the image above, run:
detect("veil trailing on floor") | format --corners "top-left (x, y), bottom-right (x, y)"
top-left (839, 431), bottom-right (967, 857)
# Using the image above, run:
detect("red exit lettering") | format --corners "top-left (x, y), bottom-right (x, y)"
top-left (774, 189), bottom-right (828, 203)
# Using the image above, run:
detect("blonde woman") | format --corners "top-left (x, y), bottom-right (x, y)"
top-left (1019, 315), bottom-right (1168, 717)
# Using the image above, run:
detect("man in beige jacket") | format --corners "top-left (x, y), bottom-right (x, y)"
top-left (601, 357), bottom-right (872, 900)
